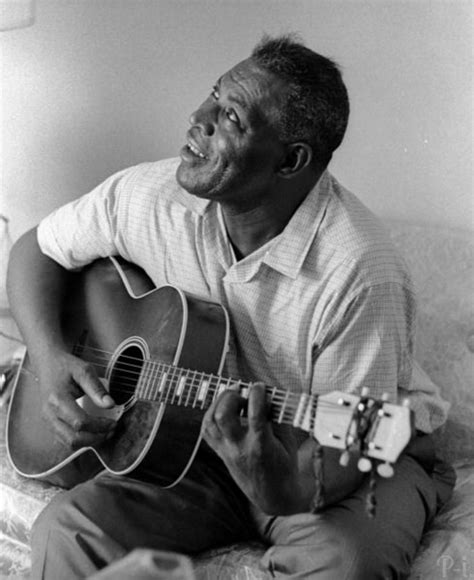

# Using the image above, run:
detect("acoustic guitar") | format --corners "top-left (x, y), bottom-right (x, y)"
top-left (6, 257), bottom-right (413, 489)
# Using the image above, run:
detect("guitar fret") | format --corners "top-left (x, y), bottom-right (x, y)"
top-left (207, 377), bottom-right (218, 406)
top-left (134, 359), bottom-right (146, 398)
top-left (158, 371), bottom-right (168, 397)
top-left (142, 360), bottom-right (154, 400)
top-left (293, 393), bottom-right (308, 429)
top-left (153, 362), bottom-right (164, 401)
top-left (167, 367), bottom-right (178, 404)
top-left (210, 377), bottom-right (222, 407)
top-left (176, 374), bottom-right (187, 402)
top-left (138, 359), bottom-right (147, 399)
top-left (197, 379), bottom-right (210, 408)
top-left (192, 373), bottom-right (204, 408)
top-left (165, 367), bottom-right (176, 405)
top-left (269, 386), bottom-right (280, 418)
top-left (146, 361), bottom-right (159, 401)
top-left (217, 381), bottom-right (227, 397)
top-left (277, 391), bottom-right (290, 424)
top-left (169, 366), bottom-right (180, 404)
top-left (270, 386), bottom-right (277, 406)
top-left (185, 370), bottom-right (197, 407)
top-left (180, 370), bottom-right (192, 406)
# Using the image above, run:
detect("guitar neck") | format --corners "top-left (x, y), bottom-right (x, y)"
top-left (117, 353), bottom-right (412, 467)
top-left (135, 358), bottom-right (317, 434)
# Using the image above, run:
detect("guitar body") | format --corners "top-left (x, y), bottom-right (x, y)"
top-left (6, 258), bottom-right (229, 488)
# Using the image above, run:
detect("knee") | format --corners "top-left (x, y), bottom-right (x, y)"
top-left (32, 491), bottom-right (72, 544)
top-left (263, 517), bottom-right (412, 580)
top-left (335, 534), bottom-right (411, 580)
top-left (30, 491), bottom-right (79, 579)
top-left (338, 523), bottom-right (413, 579)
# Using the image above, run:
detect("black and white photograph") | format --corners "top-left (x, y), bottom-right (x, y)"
top-left (0, 1), bottom-right (472, 579)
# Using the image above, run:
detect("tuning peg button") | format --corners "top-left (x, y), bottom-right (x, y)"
top-left (377, 462), bottom-right (395, 478)
top-left (357, 457), bottom-right (372, 472)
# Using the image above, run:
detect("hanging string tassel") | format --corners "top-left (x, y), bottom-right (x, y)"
top-left (311, 441), bottom-right (325, 513)
top-left (366, 465), bottom-right (377, 518)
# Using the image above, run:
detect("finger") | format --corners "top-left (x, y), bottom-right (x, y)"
top-left (203, 390), bottom-right (245, 443)
top-left (205, 382), bottom-right (242, 421)
top-left (201, 413), bottom-right (223, 441)
top-left (247, 382), bottom-right (269, 433)
top-left (48, 390), bottom-right (116, 434)
top-left (214, 390), bottom-right (246, 440)
top-left (51, 414), bottom-right (114, 449)
top-left (71, 362), bottom-right (115, 408)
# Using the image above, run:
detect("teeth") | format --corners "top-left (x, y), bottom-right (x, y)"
top-left (188, 143), bottom-right (206, 159)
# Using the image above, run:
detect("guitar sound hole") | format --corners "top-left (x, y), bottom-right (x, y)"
top-left (108, 345), bottom-right (144, 405)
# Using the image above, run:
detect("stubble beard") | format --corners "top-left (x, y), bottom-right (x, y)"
top-left (176, 157), bottom-right (233, 201)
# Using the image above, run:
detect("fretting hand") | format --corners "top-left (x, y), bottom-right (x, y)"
top-left (201, 382), bottom-right (307, 515)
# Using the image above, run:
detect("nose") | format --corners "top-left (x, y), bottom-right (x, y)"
top-left (189, 100), bottom-right (216, 136)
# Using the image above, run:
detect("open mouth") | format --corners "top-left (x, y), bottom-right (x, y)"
top-left (186, 142), bottom-right (207, 159)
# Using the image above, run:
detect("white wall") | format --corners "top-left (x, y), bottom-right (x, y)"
top-left (1, 0), bottom-right (473, 242)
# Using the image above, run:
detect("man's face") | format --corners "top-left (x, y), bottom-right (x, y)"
top-left (176, 58), bottom-right (287, 207)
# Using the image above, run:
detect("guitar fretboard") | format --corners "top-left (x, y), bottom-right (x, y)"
top-left (135, 358), bottom-right (319, 434)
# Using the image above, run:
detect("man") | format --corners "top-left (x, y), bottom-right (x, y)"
top-left (7, 35), bottom-right (452, 579)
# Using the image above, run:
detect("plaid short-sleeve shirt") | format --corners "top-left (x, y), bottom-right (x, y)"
top-left (38, 158), bottom-right (449, 432)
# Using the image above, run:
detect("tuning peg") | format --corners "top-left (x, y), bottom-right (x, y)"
top-left (339, 450), bottom-right (350, 467)
top-left (377, 462), bottom-right (395, 478)
top-left (361, 387), bottom-right (370, 397)
top-left (357, 457), bottom-right (372, 472)
top-left (382, 393), bottom-right (389, 401)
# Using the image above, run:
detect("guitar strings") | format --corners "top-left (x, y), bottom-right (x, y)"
top-left (62, 343), bottom-right (363, 417)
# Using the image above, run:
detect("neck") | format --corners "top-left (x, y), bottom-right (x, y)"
top-left (221, 171), bottom-right (322, 259)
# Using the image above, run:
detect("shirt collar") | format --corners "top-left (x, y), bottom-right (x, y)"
top-left (200, 170), bottom-right (332, 283)
top-left (262, 171), bottom-right (331, 279)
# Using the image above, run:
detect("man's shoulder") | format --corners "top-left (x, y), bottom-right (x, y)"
top-left (322, 173), bottom-right (388, 249)
top-left (316, 174), bottom-right (410, 288)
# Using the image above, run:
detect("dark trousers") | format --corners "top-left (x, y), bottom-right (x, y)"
top-left (31, 449), bottom-right (454, 580)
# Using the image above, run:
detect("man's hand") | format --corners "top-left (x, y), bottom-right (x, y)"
top-left (202, 382), bottom-right (307, 515)
top-left (39, 350), bottom-right (116, 450)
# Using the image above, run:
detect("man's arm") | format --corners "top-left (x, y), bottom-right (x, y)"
top-left (7, 228), bottom-right (116, 448)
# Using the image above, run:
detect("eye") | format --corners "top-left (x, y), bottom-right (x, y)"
top-left (225, 108), bottom-right (240, 125)
top-left (210, 85), bottom-right (242, 128)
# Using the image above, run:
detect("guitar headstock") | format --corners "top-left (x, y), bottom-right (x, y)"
top-left (313, 390), bottom-right (413, 477)
top-left (363, 397), bottom-right (413, 476)
top-left (313, 391), bottom-right (360, 450)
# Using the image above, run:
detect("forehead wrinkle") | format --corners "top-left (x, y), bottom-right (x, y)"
top-left (217, 72), bottom-right (253, 112)
top-left (218, 64), bottom-right (283, 129)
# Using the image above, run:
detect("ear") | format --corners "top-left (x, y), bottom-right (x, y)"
top-left (278, 143), bottom-right (313, 177)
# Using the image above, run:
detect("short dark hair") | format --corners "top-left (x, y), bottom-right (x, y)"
top-left (251, 34), bottom-right (349, 166)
